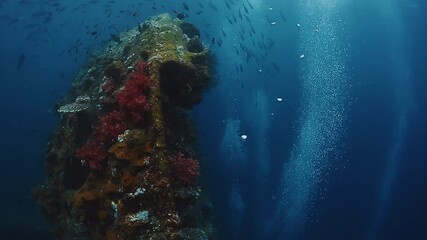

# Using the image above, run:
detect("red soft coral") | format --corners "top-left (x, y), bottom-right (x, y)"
top-left (116, 62), bottom-right (150, 125)
top-left (76, 141), bottom-right (107, 170)
top-left (170, 154), bottom-right (200, 185)
top-left (93, 110), bottom-right (127, 144)
top-left (135, 61), bottom-right (148, 74)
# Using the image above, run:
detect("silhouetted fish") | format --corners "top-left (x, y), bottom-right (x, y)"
top-left (209, 2), bottom-right (218, 12)
top-left (279, 10), bottom-right (287, 22)
top-left (225, 0), bottom-right (231, 10)
top-left (110, 34), bottom-right (121, 43)
top-left (243, 3), bottom-right (249, 14)
top-left (272, 63), bottom-right (281, 71)
top-left (17, 53), bottom-right (25, 70)
top-left (183, 3), bottom-right (189, 11)
top-left (221, 28), bottom-right (227, 37)
top-left (177, 13), bottom-right (188, 20)
top-left (247, 1), bottom-right (254, 10)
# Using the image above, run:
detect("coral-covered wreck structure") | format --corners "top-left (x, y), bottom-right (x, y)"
top-left (34, 14), bottom-right (215, 240)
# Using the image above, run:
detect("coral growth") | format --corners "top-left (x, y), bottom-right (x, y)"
top-left (94, 110), bottom-right (127, 144)
top-left (170, 153), bottom-right (200, 185)
top-left (78, 61), bottom-right (151, 169)
top-left (116, 62), bottom-right (150, 125)
top-left (76, 141), bottom-right (107, 170)
top-left (35, 14), bottom-right (214, 240)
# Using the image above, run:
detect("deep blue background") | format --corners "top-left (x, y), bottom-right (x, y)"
top-left (0, 0), bottom-right (426, 239)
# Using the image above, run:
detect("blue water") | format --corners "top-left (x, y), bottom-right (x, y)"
top-left (1, 0), bottom-right (426, 239)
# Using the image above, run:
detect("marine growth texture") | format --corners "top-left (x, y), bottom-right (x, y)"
top-left (34, 14), bottom-right (214, 240)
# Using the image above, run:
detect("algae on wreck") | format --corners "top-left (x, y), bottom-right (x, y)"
top-left (34, 13), bottom-right (215, 240)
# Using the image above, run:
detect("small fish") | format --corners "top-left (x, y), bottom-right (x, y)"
top-left (209, 2), bottom-right (218, 12)
top-left (243, 3), bottom-right (249, 14)
top-left (17, 53), bottom-right (25, 70)
top-left (272, 63), bottom-right (281, 71)
top-left (239, 32), bottom-right (245, 41)
top-left (279, 10), bottom-right (287, 22)
top-left (221, 28), bottom-right (227, 37)
top-left (177, 13), bottom-right (188, 20)
top-left (247, 1), bottom-right (254, 9)
top-left (244, 14), bottom-right (251, 23)
top-left (110, 34), bottom-right (121, 43)
top-left (234, 47), bottom-right (239, 55)
top-left (226, 16), bottom-right (233, 25)
top-left (225, 0), bottom-right (231, 10)
top-left (183, 3), bottom-right (189, 11)
top-left (211, 37), bottom-right (215, 45)
top-left (265, 14), bottom-right (272, 23)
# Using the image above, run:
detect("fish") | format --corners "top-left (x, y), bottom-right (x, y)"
top-left (239, 8), bottom-right (243, 20)
top-left (226, 16), bottom-right (233, 25)
top-left (265, 14), bottom-right (272, 23)
top-left (239, 32), bottom-right (245, 41)
top-left (183, 3), bottom-right (189, 11)
top-left (177, 13), bottom-right (188, 20)
top-left (249, 24), bottom-right (256, 34)
top-left (110, 34), bottom-right (121, 43)
top-left (279, 10), bottom-right (287, 22)
top-left (221, 28), bottom-right (227, 37)
top-left (243, 3), bottom-right (249, 14)
top-left (247, 1), bottom-right (254, 9)
top-left (17, 53), bottom-right (25, 70)
top-left (211, 37), bottom-right (215, 45)
top-left (225, 0), bottom-right (231, 9)
top-left (209, 2), bottom-right (218, 12)
top-left (234, 47), bottom-right (240, 55)
top-left (244, 14), bottom-right (251, 23)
